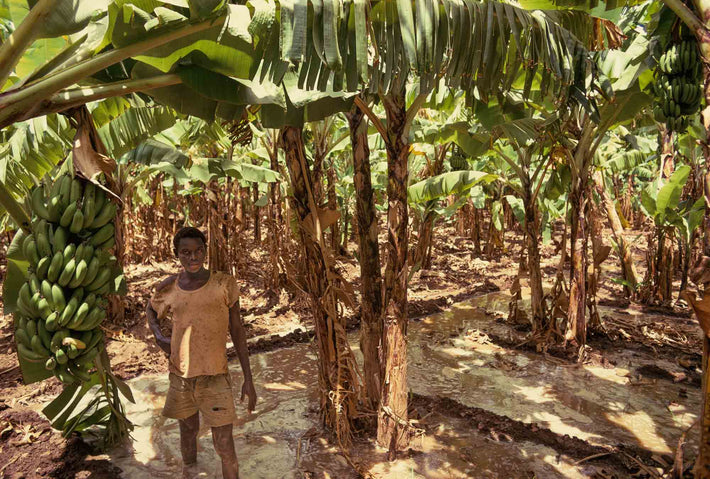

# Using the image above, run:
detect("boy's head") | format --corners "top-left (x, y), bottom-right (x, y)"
top-left (173, 227), bottom-right (207, 273)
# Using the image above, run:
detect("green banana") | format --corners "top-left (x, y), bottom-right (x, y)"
top-left (76, 344), bottom-right (100, 366)
top-left (62, 244), bottom-right (76, 265)
top-left (68, 259), bottom-right (88, 289)
top-left (51, 283), bottom-right (66, 312)
top-left (55, 348), bottom-right (68, 365)
top-left (69, 177), bottom-right (83, 203)
top-left (58, 175), bottom-right (72, 208)
top-left (58, 258), bottom-right (76, 287)
top-left (67, 302), bottom-right (90, 329)
top-left (93, 187), bottom-right (106, 217)
top-left (29, 292), bottom-right (41, 317)
top-left (36, 226), bottom-right (52, 258)
top-left (37, 298), bottom-right (52, 320)
top-left (89, 223), bottom-right (114, 246)
top-left (59, 202), bottom-right (78, 228)
top-left (87, 267), bottom-right (111, 292)
top-left (15, 328), bottom-right (31, 347)
top-left (75, 307), bottom-right (106, 331)
top-left (67, 344), bottom-right (80, 359)
top-left (47, 251), bottom-right (64, 283)
top-left (47, 196), bottom-right (62, 223)
top-left (53, 226), bottom-right (68, 253)
top-left (98, 235), bottom-right (115, 251)
top-left (38, 321), bottom-right (50, 351)
top-left (50, 330), bottom-right (70, 353)
top-left (31, 334), bottom-right (50, 357)
top-left (45, 312), bottom-right (59, 331)
top-left (62, 336), bottom-right (86, 350)
top-left (45, 357), bottom-right (57, 370)
top-left (40, 280), bottom-right (53, 308)
top-left (70, 208), bottom-right (84, 234)
top-left (30, 186), bottom-right (51, 221)
top-left (90, 201), bottom-right (116, 229)
top-left (24, 237), bottom-right (39, 268)
top-left (28, 274), bottom-right (40, 296)
top-left (81, 257), bottom-right (101, 287)
top-left (82, 182), bottom-right (97, 228)
top-left (36, 256), bottom-right (50, 281)
top-left (81, 244), bottom-right (94, 263)
top-left (25, 319), bottom-right (37, 337)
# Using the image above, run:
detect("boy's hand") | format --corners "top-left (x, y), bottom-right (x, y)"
top-left (240, 379), bottom-right (257, 412)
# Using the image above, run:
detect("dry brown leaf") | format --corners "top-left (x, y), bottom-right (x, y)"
top-left (69, 107), bottom-right (117, 190)
top-left (594, 245), bottom-right (612, 267)
top-left (681, 290), bottom-right (710, 338)
top-left (302, 208), bottom-right (341, 239)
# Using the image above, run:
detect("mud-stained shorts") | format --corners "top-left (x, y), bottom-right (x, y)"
top-left (162, 373), bottom-right (236, 427)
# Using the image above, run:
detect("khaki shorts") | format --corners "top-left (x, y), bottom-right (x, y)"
top-left (162, 373), bottom-right (237, 427)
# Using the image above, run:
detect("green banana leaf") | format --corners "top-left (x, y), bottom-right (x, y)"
top-left (123, 139), bottom-right (189, 168)
top-left (408, 170), bottom-right (497, 204)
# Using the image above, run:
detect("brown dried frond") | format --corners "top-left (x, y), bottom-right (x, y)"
top-left (222, 110), bottom-right (254, 147)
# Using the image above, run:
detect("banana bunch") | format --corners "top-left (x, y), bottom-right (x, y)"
top-left (14, 174), bottom-right (122, 385)
top-left (653, 39), bottom-right (703, 133)
top-left (449, 146), bottom-right (468, 171)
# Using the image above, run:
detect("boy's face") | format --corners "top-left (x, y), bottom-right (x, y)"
top-left (176, 237), bottom-right (206, 273)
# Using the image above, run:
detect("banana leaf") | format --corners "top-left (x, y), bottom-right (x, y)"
top-left (408, 170), bottom-right (497, 203)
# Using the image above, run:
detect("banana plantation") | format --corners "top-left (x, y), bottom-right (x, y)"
top-left (3, 0), bottom-right (710, 477)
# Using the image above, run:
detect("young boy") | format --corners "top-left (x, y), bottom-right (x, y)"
top-left (146, 227), bottom-right (256, 479)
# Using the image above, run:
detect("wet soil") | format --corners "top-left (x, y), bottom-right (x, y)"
top-left (0, 224), bottom-right (704, 478)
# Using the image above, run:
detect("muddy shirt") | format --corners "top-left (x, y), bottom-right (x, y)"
top-left (150, 271), bottom-right (240, 378)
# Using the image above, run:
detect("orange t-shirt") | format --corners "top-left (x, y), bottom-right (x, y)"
top-left (150, 271), bottom-right (240, 378)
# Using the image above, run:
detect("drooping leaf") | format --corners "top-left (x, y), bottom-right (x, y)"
top-left (408, 170), bottom-right (497, 203)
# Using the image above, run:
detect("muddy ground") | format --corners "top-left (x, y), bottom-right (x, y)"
top-left (0, 224), bottom-right (704, 478)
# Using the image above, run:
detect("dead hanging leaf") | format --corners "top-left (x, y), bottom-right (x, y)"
top-left (68, 106), bottom-right (117, 190)
top-left (301, 208), bottom-right (341, 239)
top-left (593, 245), bottom-right (612, 267)
top-left (680, 290), bottom-right (710, 338)
top-left (690, 256), bottom-right (710, 287)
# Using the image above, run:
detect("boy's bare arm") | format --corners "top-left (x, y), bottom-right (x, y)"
top-left (147, 275), bottom-right (176, 355)
top-left (229, 299), bottom-right (257, 412)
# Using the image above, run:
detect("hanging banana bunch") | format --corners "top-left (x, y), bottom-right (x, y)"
top-left (14, 173), bottom-right (122, 385)
top-left (449, 145), bottom-right (469, 171)
top-left (652, 38), bottom-right (703, 132)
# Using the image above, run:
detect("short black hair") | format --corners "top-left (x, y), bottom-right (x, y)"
top-left (173, 227), bottom-right (207, 256)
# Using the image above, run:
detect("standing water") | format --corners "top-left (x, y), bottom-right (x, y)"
top-left (103, 293), bottom-right (698, 478)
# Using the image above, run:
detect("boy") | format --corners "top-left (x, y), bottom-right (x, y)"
top-left (147, 227), bottom-right (256, 479)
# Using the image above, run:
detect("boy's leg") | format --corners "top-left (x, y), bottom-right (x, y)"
top-left (178, 413), bottom-right (199, 465)
top-left (211, 424), bottom-right (238, 479)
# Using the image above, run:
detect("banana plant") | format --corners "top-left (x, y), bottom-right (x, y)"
top-left (639, 164), bottom-right (705, 300)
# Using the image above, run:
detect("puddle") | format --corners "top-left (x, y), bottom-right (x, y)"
top-left (101, 292), bottom-right (698, 477)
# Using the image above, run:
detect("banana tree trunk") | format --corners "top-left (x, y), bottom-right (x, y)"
top-left (252, 182), bottom-right (261, 244)
top-left (522, 179), bottom-right (545, 333)
top-left (592, 171), bottom-right (639, 297)
top-left (346, 105), bottom-right (384, 412)
top-left (280, 126), bottom-right (361, 446)
top-left (566, 179), bottom-right (589, 348)
top-left (413, 209), bottom-right (436, 271)
top-left (378, 91), bottom-right (411, 456)
top-left (326, 162), bottom-right (340, 253)
top-left (267, 141), bottom-right (283, 289)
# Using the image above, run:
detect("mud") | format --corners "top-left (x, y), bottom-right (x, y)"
top-left (66, 292), bottom-right (695, 478)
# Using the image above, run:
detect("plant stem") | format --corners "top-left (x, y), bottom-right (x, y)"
top-left (0, 181), bottom-right (31, 232)
top-left (0, 0), bottom-right (57, 89)
top-left (662, 0), bottom-right (707, 36)
top-left (0, 15), bottom-right (225, 129)
top-left (21, 74), bottom-right (181, 120)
